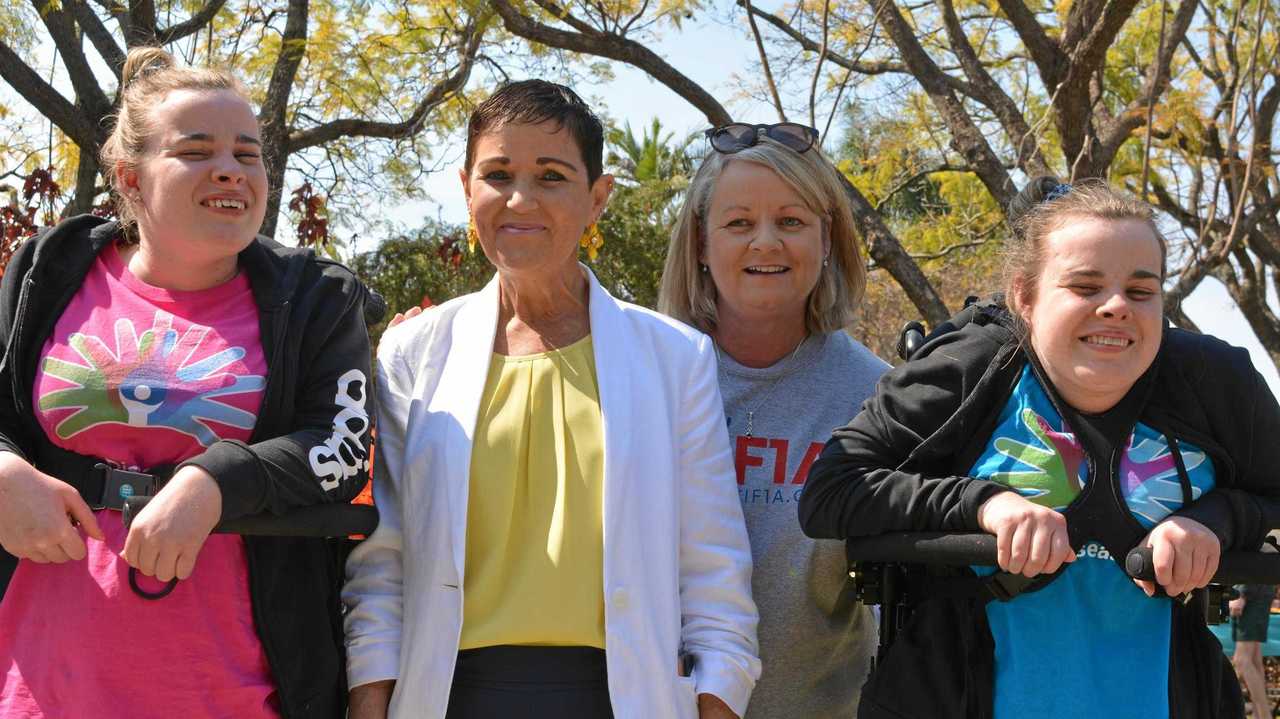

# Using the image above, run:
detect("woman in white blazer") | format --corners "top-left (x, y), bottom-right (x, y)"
top-left (343, 80), bottom-right (759, 719)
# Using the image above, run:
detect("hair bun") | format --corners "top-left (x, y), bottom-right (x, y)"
top-left (120, 47), bottom-right (175, 88)
top-left (1007, 175), bottom-right (1066, 225)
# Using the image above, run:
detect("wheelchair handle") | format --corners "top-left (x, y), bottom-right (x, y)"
top-left (846, 532), bottom-right (1280, 585)
top-left (1124, 545), bottom-right (1280, 584)
top-left (120, 496), bottom-right (379, 601)
top-left (121, 495), bottom-right (379, 537)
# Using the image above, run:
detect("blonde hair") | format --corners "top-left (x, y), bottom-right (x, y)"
top-left (1004, 180), bottom-right (1167, 317)
top-left (658, 138), bottom-right (867, 334)
top-left (100, 47), bottom-right (252, 233)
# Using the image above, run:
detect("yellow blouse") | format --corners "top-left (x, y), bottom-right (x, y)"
top-left (459, 335), bottom-right (606, 650)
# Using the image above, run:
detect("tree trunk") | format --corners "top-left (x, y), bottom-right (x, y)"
top-left (64, 146), bottom-right (100, 218)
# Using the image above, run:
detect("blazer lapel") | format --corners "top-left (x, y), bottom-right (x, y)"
top-left (438, 275), bottom-right (501, 581)
top-left (586, 268), bottom-right (634, 547)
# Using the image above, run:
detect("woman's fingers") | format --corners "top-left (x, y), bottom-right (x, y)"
top-left (1151, 535), bottom-right (1176, 589)
top-left (1139, 516), bottom-right (1221, 597)
top-left (134, 540), bottom-right (160, 578)
top-left (175, 552), bottom-right (198, 581)
top-left (979, 492), bottom-right (1072, 577)
top-left (1042, 526), bottom-right (1075, 575)
top-left (63, 490), bottom-right (103, 541)
top-left (152, 546), bottom-right (182, 583)
top-left (1199, 547), bottom-right (1220, 591)
top-left (1025, 519), bottom-right (1057, 576)
top-left (1006, 520), bottom-right (1031, 575)
top-left (54, 521), bottom-right (88, 562)
top-left (1134, 578), bottom-right (1156, 597)
top-left (0, 455), bottom-right (99, 563)
top-left (995, 519), bottom-right (1013, 572)
top-left (387, 306), bottom-right (423, 330)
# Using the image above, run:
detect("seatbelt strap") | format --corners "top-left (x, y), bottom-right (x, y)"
top-left (34, 443), bottom-right (175, 510)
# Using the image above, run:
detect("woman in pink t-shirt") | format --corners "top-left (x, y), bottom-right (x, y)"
top-left (0, 48), bottom-right (374, 718)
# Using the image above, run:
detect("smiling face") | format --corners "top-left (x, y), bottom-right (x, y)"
top-left (701, 160), bottom-right (828, 328)
top-left (119, 88), bottom-right (267, 263)
top-left (1018, 217), bottom-right (1165, 413)
top-left (461, 120), bottom-right (612, 283)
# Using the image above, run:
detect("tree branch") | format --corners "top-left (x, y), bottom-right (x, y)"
top-left (991, 0), bottom-right (1063, 87)
top-left (0, 39), bottom-right (95, 147)
top-left (1214, 253), bottom-right (1280, 369)
top-left (31, 0), bottom-right (113, 122)
top-left (258, 0), bottom-right (309, 237)
top-left (938, 0), bottom-right (1051, 176)
top-left (1097, 0), bottom-right (1197, 175)
top-left (839, 174), bottom-right (950, 325)
top-left (287, 25), bottom-right (484, 152)
top-left (66, 0), bottom-right (126, 75)
top-left (807, 0), bottom-right (831, 129)
top-left (744, 0), bottom-right (787, 121)
top-left (125, 0), bottom-right (157, 45)
top-left (874, 0), bottom-right (1015, 207)
top-left (156, 0), bottom-right (229, 44)
top-left (909, 238), bottom-right (991, 261)
top-left (740, 0), bottom-right (982, 101)
top-left (874, 162), bottom-right (965, 211)
top-left (490, 0), bottom-right (731, 125)
top-left (1053, 0), bottom-right (1142, 176)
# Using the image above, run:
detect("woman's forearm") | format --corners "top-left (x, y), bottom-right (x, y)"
top-left (348, 679), bottom-right (396, 719)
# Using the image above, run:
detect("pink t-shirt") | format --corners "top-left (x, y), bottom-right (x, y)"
top-left (0, 242), bottom-right (278, 718)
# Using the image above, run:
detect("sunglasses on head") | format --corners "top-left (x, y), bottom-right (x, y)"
top-left (704, 123), bottom-right (820, 154)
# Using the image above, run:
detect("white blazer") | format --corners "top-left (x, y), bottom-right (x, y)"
top-left (343, 269), bottom-right (760, 718)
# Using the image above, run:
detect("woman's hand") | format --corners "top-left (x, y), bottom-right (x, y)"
top-left (976, 491), bottom-right (1076, 577)
top-left (1133, 515), bottom-right (1220, 598)
top-left (0, 451), bottom-right (103, 562)
top-left (386, 305), bottom-right (422, 330)
top-left (348, 680), bottom-right (395, 719)
top-left (1230, 596), bottom-right (1246, 618)
top-left (698, 693), bottom-right (739, 719)
top-left (122, 466), bottom-right (222, 582)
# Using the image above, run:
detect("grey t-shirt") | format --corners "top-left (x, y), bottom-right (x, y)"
top-left (717, 331), bottom-right (889, 719)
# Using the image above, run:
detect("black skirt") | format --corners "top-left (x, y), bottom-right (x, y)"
top-left (446, 645), bottom-right (614, 718)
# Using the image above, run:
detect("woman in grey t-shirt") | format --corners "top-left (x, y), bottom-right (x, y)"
top-left (660, 123), bottom-right (888, 718)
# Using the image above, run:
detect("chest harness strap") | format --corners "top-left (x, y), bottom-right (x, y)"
top-left (909, 349), bottom-right (1197, 605)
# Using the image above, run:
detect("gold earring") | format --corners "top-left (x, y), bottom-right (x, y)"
top-left (466, 221), bottom-right (479, 253)
top-left (580, 222), bottom-right (604, 261)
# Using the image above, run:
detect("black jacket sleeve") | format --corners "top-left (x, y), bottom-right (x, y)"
top-left (799, 323), bottom-right (1016, 539)
top-left (0, 234), bottom-right (41, 460)
top-left (180, 266), bottom-right (374, 521)
top-left (1170, 333), bottom-right (1280, 551)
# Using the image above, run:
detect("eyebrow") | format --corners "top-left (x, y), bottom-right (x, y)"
top-left (475, 156), bottom-right (580, 173)
top-left (176, 132), bottom-right (261, 146)
top-left (1062, 268), bottom-right (1161, 281)
top-left (717, 203), bottom-right (811, 215)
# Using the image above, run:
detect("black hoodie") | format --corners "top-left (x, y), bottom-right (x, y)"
top-left (0, 215), bottom-right (374, 718)
top-left (800, 301), bottom-right (1280, 719)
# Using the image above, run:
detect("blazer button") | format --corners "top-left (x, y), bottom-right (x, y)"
top-left (612, 588), bottom-right (629, 610)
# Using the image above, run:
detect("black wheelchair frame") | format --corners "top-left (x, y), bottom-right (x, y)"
top-left (120, 496), bottom-right (378, 599)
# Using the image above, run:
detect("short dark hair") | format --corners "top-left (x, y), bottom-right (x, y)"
top-left (464, 79), bottom-right (605, 184)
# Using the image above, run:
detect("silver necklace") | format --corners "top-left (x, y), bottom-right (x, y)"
top-left (716, 336), bottom-right (808, 438)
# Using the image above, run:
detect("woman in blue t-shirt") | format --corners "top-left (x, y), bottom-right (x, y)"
top-left (800, 178), bottom-right (1280, 719)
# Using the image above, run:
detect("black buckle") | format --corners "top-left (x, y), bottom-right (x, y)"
top-left (91, 463), bottom-right (157, 511)
top-left (983, 572), bottom-right (1039, 602)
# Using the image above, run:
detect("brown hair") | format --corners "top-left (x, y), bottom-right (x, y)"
top-left (658, 137), bottom-right (867, 335)
top-left (464, 79), bottom-right (605, 184)
top-left (1004, 179), bottom-right (1167, 318)
top-left (100, 47), bottom-right (252, 232)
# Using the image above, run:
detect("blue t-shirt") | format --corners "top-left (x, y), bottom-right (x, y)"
top-left (969, 366), bottom-right (1215, 719)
